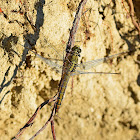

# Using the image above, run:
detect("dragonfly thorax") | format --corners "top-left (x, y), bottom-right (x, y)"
top-left (64, 45), bottom-right (81, 72)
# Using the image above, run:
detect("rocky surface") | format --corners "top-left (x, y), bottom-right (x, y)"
top-left (0, 0), bottom-right (140, 140)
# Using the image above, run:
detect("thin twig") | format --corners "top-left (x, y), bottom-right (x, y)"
top-left (12, 95), bottom-right (58, 140)
top-left (51, 120), bottom-right (56, 140)
top-left (66, 0), bottom-right (88, 52)
top-left (127, 0), bottom-right (140, 36)
top-left (29, 105), bottom-right (56, 140)
top-left (12, 0), bottom-right (88, 139)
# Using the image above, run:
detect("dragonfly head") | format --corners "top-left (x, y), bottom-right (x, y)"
top-left (72, 45), bottom-right (81, 57)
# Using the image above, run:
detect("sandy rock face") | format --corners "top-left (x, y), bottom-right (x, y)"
top-left (0, 0), bottom-right (140, 140)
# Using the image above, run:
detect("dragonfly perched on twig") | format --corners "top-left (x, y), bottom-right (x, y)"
top-left (12, 21), bottom-right (139, 140)
top-left (12, 0), bottom-right (140, 139)
top-left (30, 43), bottom-right (126, 112)
top-left (12, 40), bottom-right (132, 140)
top-left (12, 34), bottom-right (139, 140)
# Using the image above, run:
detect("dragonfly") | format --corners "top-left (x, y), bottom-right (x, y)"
top-left (11, 0), bottom-right (140, 139)
top-left (28, 42), bottom-right (128, 113)
top-left (13, 38), bottom-right (139, 139)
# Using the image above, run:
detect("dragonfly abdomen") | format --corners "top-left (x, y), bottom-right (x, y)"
top-left (55, 72), bottom-right (71, 113)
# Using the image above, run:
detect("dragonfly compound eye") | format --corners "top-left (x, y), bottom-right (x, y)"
top-left (72, 45), bottom-right (81, 54)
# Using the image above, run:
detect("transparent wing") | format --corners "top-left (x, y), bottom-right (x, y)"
top-left (16, 38), bottom-right (63, 73)
top-left (31, 51), bottom-right (63, 73)
top-left (71, 70), bottom-right (120, 76)
top-left (76, 51), bottom-right (126, 70)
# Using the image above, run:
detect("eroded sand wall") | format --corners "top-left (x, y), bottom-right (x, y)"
top-left (0, 0), bottom-right (140, 140)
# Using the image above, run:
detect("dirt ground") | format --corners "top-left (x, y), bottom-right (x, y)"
top-left (0, 0), bottom-right (140, 140)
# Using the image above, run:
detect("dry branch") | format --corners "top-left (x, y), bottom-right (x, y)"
top-left (66, 0), bottom-right (88, 52)
top-left (12, 0), bottom-right (88, 139)
top-left (128, 0), bottom-right (140, 36)
top-left (122, 0), bottom-right (140, 36)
